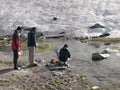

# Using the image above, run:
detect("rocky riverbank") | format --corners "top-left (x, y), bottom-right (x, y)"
top-left (0, 38), bottom-right (120, 90)
top-left (0, 61), bottom-right (89, 90)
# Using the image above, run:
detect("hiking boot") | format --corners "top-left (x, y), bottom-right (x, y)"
top-left (28, 63), bottom-right (37, 67)
top-left (14, 67), bottom-right (21, 70)
top-left (64, 63), bottom-right (69, 67)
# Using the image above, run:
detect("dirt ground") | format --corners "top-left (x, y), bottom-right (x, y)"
top-left (0, 60), bottom-right (89, 90)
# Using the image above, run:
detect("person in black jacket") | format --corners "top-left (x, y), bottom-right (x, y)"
top-left (58, 44), bottom-right (71, 66)
top-left (27, 27), bottom-right (37, 67)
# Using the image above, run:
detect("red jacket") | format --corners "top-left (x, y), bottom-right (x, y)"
top-left (11, 32), bottom-right (21, 50)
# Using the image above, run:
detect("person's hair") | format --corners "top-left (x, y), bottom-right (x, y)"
top-left (64, 44), bottom-right (68, 48)
top-left (16, 26), bottom-right (21, 30)
top-left (31, 27), bottom-right (36, 32)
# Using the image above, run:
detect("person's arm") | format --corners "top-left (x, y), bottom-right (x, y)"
top-left (32, 33), bottom-right (36, 47)
top-left (68, 50), bottom-right (71, 58)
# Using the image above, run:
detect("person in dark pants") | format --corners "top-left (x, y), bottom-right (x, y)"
top-left (58, 44), bottom-right (71, 66)
top-left (27, 27), bottom-right (37, 67)
top-left (11, 26), bottom-right (22, 70)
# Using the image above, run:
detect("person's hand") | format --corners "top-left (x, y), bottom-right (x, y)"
top-left (68, 58), bottom-right (70, 61)
top-left (35, 43), bottom-right (38, 49)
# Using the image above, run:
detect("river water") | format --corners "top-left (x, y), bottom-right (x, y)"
top-left (39, 38), bottom-right (120, 89)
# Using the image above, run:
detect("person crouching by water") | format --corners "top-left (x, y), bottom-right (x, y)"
top-left (58, 44), bottom-right (71, 66)
top-left (11, 26), bottom-right (22, 70)
top-left (27, 27), bottom-right (37, 67)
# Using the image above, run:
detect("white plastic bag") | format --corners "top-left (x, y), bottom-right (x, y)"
top-left (18, 50), bottom-right (23, 55)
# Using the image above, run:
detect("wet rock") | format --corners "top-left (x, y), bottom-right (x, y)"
top-left (92, 53), bottom-right (105, 61)
top-left (53, 17), bottom-right (58, 21)
top-left (89, 23), bottom-right (105, 29)
top-left (99, 33), bottom-right (110, 37)
top-left (104, 42), bottom-right (111, 45)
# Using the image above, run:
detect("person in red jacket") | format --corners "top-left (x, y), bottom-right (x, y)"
top-left (11, 26), bottom-right (22, 70)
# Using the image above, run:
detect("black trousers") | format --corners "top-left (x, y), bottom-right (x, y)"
top-left (13, 50), bottom-right (19, 69)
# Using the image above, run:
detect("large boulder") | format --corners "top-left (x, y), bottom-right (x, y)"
top-left (92, 53), bottom-right (105, 61)
top-left (99, 33), bottom-right (110, 37)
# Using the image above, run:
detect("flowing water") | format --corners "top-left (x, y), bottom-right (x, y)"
top-left (39, 38), bottom-right (120, 89)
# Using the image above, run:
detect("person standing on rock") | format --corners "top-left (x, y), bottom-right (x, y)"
top-left (27, 27), bottom-right (37, 67)
top-left (11, 26), bottom-right (22, 70)
top-left (58, 44), bottom-right (71, 66)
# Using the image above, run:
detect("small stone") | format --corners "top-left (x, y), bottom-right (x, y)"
top-left (53, 17), bottom-right (57, 20)
top-left (92, 86), bottom-right (100, 90)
